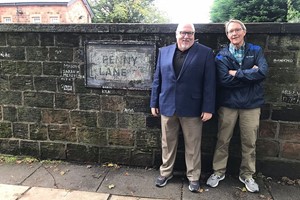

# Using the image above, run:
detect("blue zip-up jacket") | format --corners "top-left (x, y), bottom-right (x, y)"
top-left (216, 42), bottom-right (268, 109)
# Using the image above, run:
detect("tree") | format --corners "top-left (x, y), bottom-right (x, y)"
top-left (288, 0), bottom-right (300, 22)
top-left (210, 0), bottom-right (288, 22)
top-left (88, 0), bottom-right (169, 23)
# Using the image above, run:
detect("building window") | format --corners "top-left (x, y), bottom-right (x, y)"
top-left (31, 16), bottom-right (41, 23)
top-left (50, 16), bottom-right (59, 23)
top-left (3, 17), bottom-right (12, 23)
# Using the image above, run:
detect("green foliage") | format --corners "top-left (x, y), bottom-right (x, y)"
top-left (288, 0), bottom-right (300, 22)
top-left (210, 0), bottom-right (288, 22)
top-left (88, 0), bottom-right (169, 23)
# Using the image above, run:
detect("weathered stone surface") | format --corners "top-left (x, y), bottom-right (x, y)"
top-left (125, 96), bottom-right (150, 113)
top-left (48, 125), bottom-right (77, 142)
top-left (79, 94), bottom-right (101, 110)
top-left (34, 77), bottom-right (56, 92)
top-left (101, 96), bottom-right (125, 112)
top-left (17, 61), bottom-right (42, 75)
top-left (40, 142), bottom-right (66, 160)
top-left (0, 139), bottom-right (19, 154)
top-left (49, 47), bottom-right (73, 62)
top-left (77, 127), bottom-right (107, 146)
top-left (13, 122), bottom-right (29, 139)
top-left (99, 147), bottom-right (131, 165)
top-left (279, 122), bottom-right (300, 140)
top-left (118, 113), bottom-right (146, 129)
top-left (70, 111), bottom-right (97, 127)
top-left (27, 47), bottom-right (49, 61)
top-left (10, 76), bottom-right (34, 91)
top-left (1, 61), bottom-right (16, 74)
top-left (41, 109), bottom-right (69, 124)
top-left (7, 33), bottom-right (39, 46)
top-left (29, 123), bottom-right (48, 140)
top-left (0, 75), bottom-right (9, 90)
top-left (24, 92), bottom-right (54, 108)
top-left (135, 129), bottom-right (160, 149)
top-left (107, 129), bottom-right (134, 146)
top-left (281, 142), bottom-right (300, 160)
top-left (66, 143), bottom-right (99, 162)
top-left (259, 120), bottom-right (278, 139)
top-left (98, 112), bottom-right (116, 128)
top-left (272, 105), bottom-right (300, 121)
top-left (43, 62), bottom-right (63, 76)
top-left (256, 139), bottom-right (280, 157)
top-left (0, 122), bottom-right (12, 138)
top-left (3, 106), bottom-right (17, 122)
top-left (55, 93), bottom-right (78, 109)
top-left (18, 107), bottom-right (41, 122)
top-left (20, 140), bottom-right (39, 157)
top-left (0, 47), bottom-right (25, 60)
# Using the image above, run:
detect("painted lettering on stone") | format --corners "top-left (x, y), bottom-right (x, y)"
top-left (282, 90), bottom-right (300, 104)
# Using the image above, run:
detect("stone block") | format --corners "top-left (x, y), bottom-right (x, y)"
top-left (101, 95), bottom-right (125, 112)
top-left (70, 111), bottom-right (97, 127)
top-left (0, 139), bottom-right (19, 154)
top-left (281, 142), bottom-right (300, 160)
top-left (3, 106), bottom-right (17, 122)
top-left (0, 122), bottom-right (12, 138)
top-left (34, 77), bottom-right (56, 92)
top-left (0, 47), bottom-right (25, 60)
top-left (58, 78), bottom-right (74, 93)
top-left (0, 91), bottom-right (22, 105)
top-left (20, 140), bottom-right (39, 157)
top-left (272, 105), bottom-right (300, 122)
top-left (7, 33), bottom-right (39, 46)
top-left (77, 127), bottom-right (107, 146)
top-left (26, 47), bottom-right (49, 61)
top-left (259, 120), bottom-right (278, 139)
top-left (74, 78), bottom-right (92, 94)
top-left (66, 144), bottom-right (99, 162)
top-left (9, 76), bottom-right (34, 91)
top-left (98, 112), bottom-right (117, 128)
top-left (24, 91), bottom-right (54, 108)
top-left (125, 96), bottom-right (150, 113)
top-left (108, 129), bottom-right (134, 146)
top-left (48, 124), bottom-right (77, 142)
top-left (13, 122), bottom-right (29, 139)
top-left (265, 51), bottom-right (296, 68)
top-left (279, 122), bottom-right (300, 141)
top-left (56, 33), bottom-right (80, 47)
top-left (267, 67), bottom-right (299, 85)
top-left (79, 94), bottom-right (101, 110)
top-left (55, 93), bottom-right (78, 109)
top-left (130, 150), bottom-right (154, 166)
top-left (118, 113), bottom-right (146, 129)
top-left (18, 107), bottom-right (41, 122)
top-left (17, 61), bottom-right (42, 75)
top-left (99, 147), bottom-right (131, 165)
top-left (256, 139), bottom-right (280, 157)
top-left (41, 109), bottom-right (69, 124)
top-left (29, 123), bottom-right (48, 140)
top-left (1, 61), bottom-right (16, 74)
top-left (40, 33), bottom-right (54, 46)
top-left (43, 62), bottom-right (63, 76)
top-left (40, 142), bottom-right (66, 160)
top-left (0, 75), bottom-right (9, 90)
top-left (0, 33), bottom-right (6, 46)
top-left (49, 47), bottom-right (73, 62)
top-left (136, 129), bottom-right (160, 149)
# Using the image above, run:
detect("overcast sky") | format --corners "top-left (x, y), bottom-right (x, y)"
top-left (154, 0), bottom-right (214, 23)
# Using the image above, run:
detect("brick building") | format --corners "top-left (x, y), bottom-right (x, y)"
top-left (0, 0), bottom-right (93, 23)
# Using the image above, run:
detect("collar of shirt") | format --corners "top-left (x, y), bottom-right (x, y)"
top-left (229, 43), bottom-right (245, 65)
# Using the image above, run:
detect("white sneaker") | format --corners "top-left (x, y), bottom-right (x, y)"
top-left (239, 176), bottom-right (259, 193)
top-left (206, 173), bottom-right (225, 187)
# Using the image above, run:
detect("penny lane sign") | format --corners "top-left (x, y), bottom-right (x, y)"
top-left (84, 41), bottom-right (156, 90)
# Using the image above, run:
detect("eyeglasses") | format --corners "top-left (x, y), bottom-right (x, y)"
top-left (227, 28), bottom-right (243, 35)
top-left (178, 31), bottom-right (195, 37)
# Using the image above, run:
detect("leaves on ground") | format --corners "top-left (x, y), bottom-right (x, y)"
top-left (108, 184), bottom-right (115, 189)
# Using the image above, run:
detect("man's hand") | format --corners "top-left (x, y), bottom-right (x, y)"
top-left (151, 108), bottom-right (160, 117)
top-left (229, 70), bottom-right (237, 76)
top-left (201, 112), bottom-right (212, 122)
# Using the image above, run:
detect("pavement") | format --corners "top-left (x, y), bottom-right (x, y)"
top-left (0, 158), bottom-right (300, 200)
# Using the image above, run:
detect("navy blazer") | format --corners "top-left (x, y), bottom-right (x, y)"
top-left (150, 42), bottom-right (216, 117)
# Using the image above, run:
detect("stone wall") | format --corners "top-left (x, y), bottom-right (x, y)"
top-left (0, 23), bottom-right (299, 178)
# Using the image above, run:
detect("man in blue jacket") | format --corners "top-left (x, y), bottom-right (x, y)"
top-left (150, 23), bottom-right (216, 192)
top-left (206, 19), bottom-right (268, 193)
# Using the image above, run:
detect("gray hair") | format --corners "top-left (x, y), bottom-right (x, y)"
top-left (225, 19), bottom-right (246, 34)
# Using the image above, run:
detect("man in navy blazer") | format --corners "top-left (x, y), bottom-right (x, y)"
top-left (150, 23), bottom-right (216, 192)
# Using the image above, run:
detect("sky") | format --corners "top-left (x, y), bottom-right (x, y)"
top-left (154, 0), bottom-right (214, 23)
